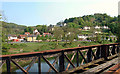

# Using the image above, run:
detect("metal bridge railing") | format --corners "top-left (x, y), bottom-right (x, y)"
top-left (0, 43), bottom-right (119, 74)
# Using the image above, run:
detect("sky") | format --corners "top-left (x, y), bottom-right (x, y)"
top-left (0, 0), bottom-right (120, 26)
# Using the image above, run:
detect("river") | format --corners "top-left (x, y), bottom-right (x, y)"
top-left (15, 59), bottom-right (78, 73)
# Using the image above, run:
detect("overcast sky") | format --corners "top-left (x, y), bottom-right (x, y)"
top-left (0, 0), bottom-right (120, 26)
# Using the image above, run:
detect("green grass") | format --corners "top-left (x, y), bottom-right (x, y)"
top-left (2, 41), bottom-right (115, 55)
top-left (81, 31), bottom-right (93, 35)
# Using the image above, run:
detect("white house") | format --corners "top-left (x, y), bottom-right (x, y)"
top-left (83, 26), bottom-right (90, 31)
top-left (94, 26), bottom-right (101, 29)
top-left (78, 35), bottom-right (88, 40)
top-left (33, 29), bottom-right (40, 35)
top-left (63, 23), bottom-right (67, 26)
top-left (102, 26), bottom-right (109, 29)
top-left (8, 35), bottom-right (17, 40)
top-left (94, 31), bottom-right (101, 34)
top-left (33, 29), bottom-right (38, 34)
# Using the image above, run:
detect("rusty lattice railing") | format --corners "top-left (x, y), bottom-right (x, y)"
top-left (0, 43), bottom-right (119, 74)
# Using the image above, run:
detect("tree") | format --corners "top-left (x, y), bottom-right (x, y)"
top-left (41, 35), bottom-right (46, 41)
top-left (96, 34), bottom-right (101, 43)
top-left (109, 31), bottom-right (113, 36)
top-left (24, 27), bottom-right (33, 34)
top-left (106, 36), bottom-right (109, 41)
top-left (48, 35), bottom-right (53, 41)
top-left (41, 25), bottom-right (47, 33)
top-left (117, 15), bottom-right (120, 43)
top-left (67, 33), bottom-right (75, 44)
top-left (110, 37), bottom-right (113, 42)
top-left (28, 27), bottom-right (34, 34)
top-left (56, 21), bottom-right (64, 26)
top-left (36, 35), bottom-right (41, 41)
top-left (24, 27), bottom-right (29, 32)
top-left (45, 35), bottom-right (48, 41)
top-left (66, 23), bottom-right (79, 28)
top-left (74, 35), bottom-right (79, 41)
top-left (102, 33), bottom-right (106, 41)
top-left (62, 27), bottom-right (79, 44)
top-left (53, 27), bottom-right (64, 45)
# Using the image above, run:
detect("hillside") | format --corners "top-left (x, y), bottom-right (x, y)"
top-left (1, 13), bottom-right (119, 42)
top-left (57, 13), bottom-right (118, 35)
top-left (2, 21), bottom-right (27, 35)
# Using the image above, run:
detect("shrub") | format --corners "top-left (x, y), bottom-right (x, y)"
top-left (20, 43), bottom-right (27, 47)
top-left (62, 43), bottom-right (70, 48)
top-left (10, 43), bottom-right (27, 48)
top-left (34, 49), bottom-right (39, 52)
top-left (10, 44), bottom-right (20, 48)
top-left (110, 37), bottom-right (113, 42)
top-left (55, 45), bottom-right (64, 49)
top-left (2, 43), bottom-right (10, 52)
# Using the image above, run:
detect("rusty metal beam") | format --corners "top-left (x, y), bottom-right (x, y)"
top-left (81, 51), bottom-right (87, 65)
top-left (0, 61), bottom-right (5, 69)
top-left (11, 59), bottom-right (28, 74)
top-left (79, 50), bottom-right (87, 63)
top-left (48, 56), bottom-right (59, 72)
top-left (26, 57), bottom-right (37, 71)
top-left (66, 52), bottom-right (76, 70)
top-left (91, 49), bottom-right (97, 60)
top-left (64, 54), bottom-right (76, 68)
top-left (41, 56), bottom-right (58, 73)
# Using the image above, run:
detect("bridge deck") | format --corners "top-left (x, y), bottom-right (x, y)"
top-left (82, 57), bottom-right (119, 73)
top-left (61, 54), bottom-right (120, 74)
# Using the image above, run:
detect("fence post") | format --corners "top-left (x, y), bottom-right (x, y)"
top-left (87, 48), bottom-right (92, 62)
top-left (101, 45), bottom-right (108, 60)
top-left (76, 50), bottom-right (79, 67)
top-left (117, 45), bottom-right (119, 53)
top-left (38, 56), bottom-right (41, 74)
top-left (112, 45), bottom-right (116, 55)
top-left (96, 46), bottom-right (101, 59)
top-left (6, 57), bottom-right (11, 74)
top-left (59, 51), bottom-right (65, 72)
top-left (107, 45), bottom-right (109, 56)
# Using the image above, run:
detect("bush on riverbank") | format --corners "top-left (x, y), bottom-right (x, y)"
top-left (10, 43), bottom-right (27, 48)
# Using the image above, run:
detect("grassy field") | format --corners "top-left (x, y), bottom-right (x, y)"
top-left (2, 41), bottom-right (114, 55)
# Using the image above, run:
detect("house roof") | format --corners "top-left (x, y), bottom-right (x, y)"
top-left (28, 34), bottom-right (37, 37)
top-left (43, 33), bottom-right (51, 35)
top-left (19, 35), bottom-right (27, 37)
top-left (8, 34), bottom-right (17, 37)
top-left (25, 32), bottom-right (30, 34)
